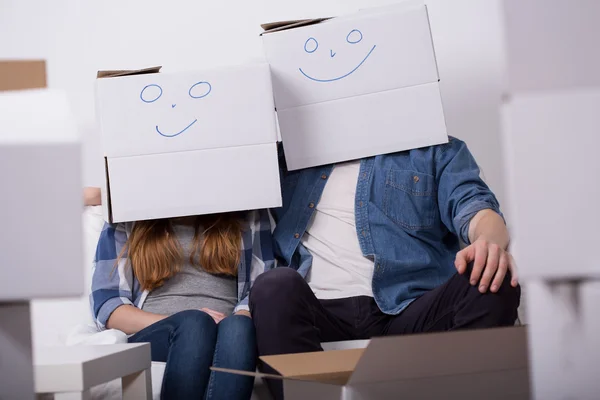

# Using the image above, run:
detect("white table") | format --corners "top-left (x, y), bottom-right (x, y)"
top-left (34, 343), bottom-right (152, 400)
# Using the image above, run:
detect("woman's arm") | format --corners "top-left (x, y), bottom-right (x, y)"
top-left (91, 223), bottom-right (145, 331)
top-left (107, 305), bottom-right (166, 335)
top-left (234, 210), bottom-right (276, 315)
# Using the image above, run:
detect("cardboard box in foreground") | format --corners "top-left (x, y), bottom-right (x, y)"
top-left (96, 64), bottom-right (281, 223)
top-left (0, 60), bottom-right (83, 300)
top-left (215, 326), bottom-right (529, 400)
top-left (502, 87), bottom-right (600, 280)
top-left (525, 280), bottom-right (600, 400)
top-left (261, 3), bottom-right (448, 170)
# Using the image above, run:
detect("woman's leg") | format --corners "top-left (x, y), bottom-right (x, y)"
top-left (128, 309), bottom-right (218, 399)
top-left (205, 314), bottom-right (257, 400)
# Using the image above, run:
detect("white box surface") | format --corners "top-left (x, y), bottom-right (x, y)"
top-left (107, 143), bottom-right (281, 223)
top-left (525, 280), bottom-right (600, 400)
top-left (0, 89), bottom-right (83, 300)
top-left (96, 64), bottom-right (282, 223)
top-left (262, 4), bottom-right (448, 170)
top-left (502, 0), bottom-right (600, 92)
top-left (97, 64), bottom-right (276, 158)
top-left (502, 88), bottom-right (600, 279)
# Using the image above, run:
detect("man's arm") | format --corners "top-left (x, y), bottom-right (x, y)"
top-left (435, 138), bottom-right (517, 294)
top-left (468, 208), bottom-right (509, 249)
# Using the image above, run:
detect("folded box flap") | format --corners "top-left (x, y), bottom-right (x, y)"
top-left (348, 326), bottom-right (528, 385)
top-left (261, 18), bottom-right (332, 34)
top-left (260, 348), bottom-right (364, 384)
top-left (97, 66), bottom-right (162, 79)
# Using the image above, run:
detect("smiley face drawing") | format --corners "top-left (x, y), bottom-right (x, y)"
top-left (139, 81), bottom-right (212, 137)
top-left (298, 29), bottom-right (376, 83)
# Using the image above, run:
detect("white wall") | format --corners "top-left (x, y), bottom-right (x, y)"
top-left (0, 0), bottom-right (509, 345)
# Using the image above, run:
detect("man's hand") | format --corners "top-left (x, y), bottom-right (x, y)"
top-left (201, 308), bottom-right (226, 323)
top-left (234, 310), bottom-right (252, 318)
top-left (455, 238), bottom-right (518, 293)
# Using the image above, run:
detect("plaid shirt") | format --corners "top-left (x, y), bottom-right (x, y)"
top-left (90, 210), bottom-right (274, 330)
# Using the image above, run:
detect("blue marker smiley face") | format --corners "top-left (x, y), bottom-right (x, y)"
top-left (299, 29), bottom-right (377, 83)
top-left (140, 81), bottom-right (212, 137)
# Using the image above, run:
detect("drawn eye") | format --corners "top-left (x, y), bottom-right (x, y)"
top-left (346, 29), bottom-right (363, 44)
top-left (140, 84), bottom-right (162, 103)
top-left (304, 37), bottom-right (319, 53)
top-left (189, 82), bottom-right (212, 99)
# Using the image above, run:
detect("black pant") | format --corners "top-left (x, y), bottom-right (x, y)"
top-left (249, 267), bottom-right (521, 400)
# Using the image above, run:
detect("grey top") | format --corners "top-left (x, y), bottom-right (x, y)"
top-left (142, 222), bottom-right (238, 316)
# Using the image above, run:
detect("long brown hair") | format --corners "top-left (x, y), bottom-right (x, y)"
top-left (118, 213), bottom-right (242, 291)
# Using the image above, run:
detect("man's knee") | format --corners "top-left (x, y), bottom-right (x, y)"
top-left (250, 267), bottom-right (305, 309)
top-left (485, 274), bottom-right (521, 325)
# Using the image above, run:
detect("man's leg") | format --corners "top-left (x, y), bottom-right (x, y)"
top-left (249, 267), bottom-right (355, 399)
top-left (385, 268), bottom-right (521, 335)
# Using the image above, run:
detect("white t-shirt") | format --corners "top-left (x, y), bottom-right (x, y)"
top-left (302, 161), bottom-right (375, 299)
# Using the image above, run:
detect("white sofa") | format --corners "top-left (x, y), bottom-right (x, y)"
top-left (31, 206), bottom-right (525, 399)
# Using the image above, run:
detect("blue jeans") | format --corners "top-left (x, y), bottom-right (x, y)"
top-left (128, 310), bottom-right (257, 400)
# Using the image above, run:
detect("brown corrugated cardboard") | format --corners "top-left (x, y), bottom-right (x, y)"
top-left (261, 18), bottom-right (331, 34)
top-left (213, 326), bottom-right (530, 399)
top-left (0, 60), bottom-right (46, 91)
top-left (96, 66), bottom-right (162, 79)
top-left (261, 349), bottom-right (363, 383)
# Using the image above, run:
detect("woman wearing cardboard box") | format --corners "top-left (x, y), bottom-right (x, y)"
top-left (90, 210), bottom-right (273, 400)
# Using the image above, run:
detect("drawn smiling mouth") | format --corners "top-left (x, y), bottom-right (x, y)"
top-left (298, 45), bottom-right (377, 83)
top-left (156, 119), bottom-right (198, 138)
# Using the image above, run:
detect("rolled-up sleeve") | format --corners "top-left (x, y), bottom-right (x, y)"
top-left (435, 138), bottom-right (503, 245)
top-left (90, 223), bottom-right (134, 329)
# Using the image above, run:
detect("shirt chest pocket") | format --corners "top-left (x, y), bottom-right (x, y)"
top-left (383, 169), bottom-right (438, 230)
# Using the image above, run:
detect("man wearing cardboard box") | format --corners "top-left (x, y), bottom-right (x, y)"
top-left (247, 4), bottom-right (521, 399)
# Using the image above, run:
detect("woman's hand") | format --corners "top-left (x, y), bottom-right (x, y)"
top-left (201, 308), bottom-right (226, 323)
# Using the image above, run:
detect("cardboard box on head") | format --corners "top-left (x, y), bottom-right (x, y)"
top-left (213, 326), bottom-right (530, 399)
top-left (96, 64), bottom-right (282, 223)
top-left (261, 2), bottom-right (448, 170)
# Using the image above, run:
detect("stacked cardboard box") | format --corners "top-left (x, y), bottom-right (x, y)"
top-left (500, 1), bottom-right (600, 399)
top-left (0, 61), bottom-right (82, 399)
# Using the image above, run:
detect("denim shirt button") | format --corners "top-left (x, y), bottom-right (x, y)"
top-left (294, 233), bottom-right (300, 239)
top-left (359, 201), bottom-right (364, 207)
top-left (308, 202), bottom-right (315, 208)
top-left (321, 174), bottom-right (327, 180)
top-left (361, 230), bottom-right (367, 237)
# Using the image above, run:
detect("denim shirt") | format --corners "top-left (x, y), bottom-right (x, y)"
top-left (272, 137), bottom-right (502, 315)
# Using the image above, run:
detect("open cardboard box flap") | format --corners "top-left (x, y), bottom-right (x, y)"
top-left (97, 66), bottom-right (162, 79)
top-left (261, 18), bottom-right (331, 34)
top-left (212, 326), bottom-right (527, 386)
top-left (260, 0), bottom-right (425, 34)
